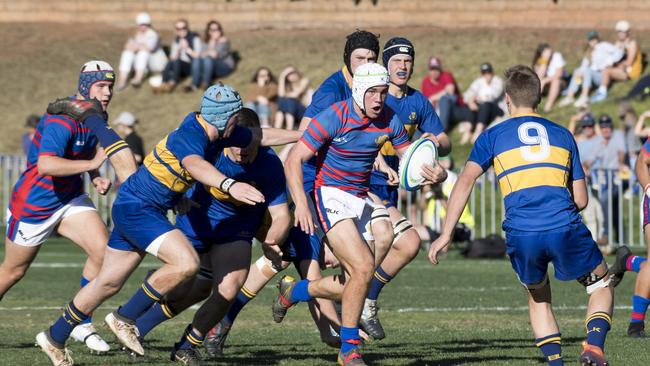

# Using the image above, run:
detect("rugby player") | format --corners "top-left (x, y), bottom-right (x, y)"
top-left (429, 65), bottom-right (613, 366)
top-left (36, 84), bottom-right (301, 366)
top-left (362, 36), bottom-right (451, 340)
top-left (278, 63), bottom-right (446, 366)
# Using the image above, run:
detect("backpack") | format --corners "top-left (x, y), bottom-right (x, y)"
top-left (462, 234), bottom-right (506, 259)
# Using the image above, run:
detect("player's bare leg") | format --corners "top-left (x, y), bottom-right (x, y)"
top-left (526, 277), bottom-right (564, 365)
top-left (0, 239), bottom-right (40, 298)
top-left (581, 261), bottom-right (613, 365)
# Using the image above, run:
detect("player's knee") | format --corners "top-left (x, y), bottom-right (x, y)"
top-left (577, 268), bottom-right (611, 295)
top-left (5, 265), bottom-right (28, 284)
top-left (179, 257), bottom-right (200, 279)
top-left (350, 256), bottom-right (374, 282)
top-left (394, 228), bottom-right (420, 260)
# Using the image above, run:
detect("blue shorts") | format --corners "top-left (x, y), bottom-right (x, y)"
top-left (186, 232), bottom-right (253, 255)
top-left (370, 184), bottom-right (398, 208)
top-left (505, 223), bottom-right (603, 285)
top-left (107, 194), bottom-right (175, 256)
top-left (282, 226), bottom-right (322, 264)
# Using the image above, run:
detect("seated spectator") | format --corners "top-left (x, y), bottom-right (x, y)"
top-left (592, 20), bottom-right (643, 103)
top-left (274, 66), bottom-right (311, 130)
top-left (113, 112), bottom-right (145, 166)
top-left (245, 67), bottom-right (278, 128)
top-left (462, 62), bottom-right (505, 144)
top-left (532, 43), bottom-right (566, 112)
top-left (559, 31), bottom-right (624, 108)
top-left (420, 56), bottom-right (471, 131)
top-left (154, 19), bottom-right (202, 93)
top-left (197, 20), bottom-right (236, 90)
top-left (22, 114), bottom-right (40, 156)
top-left (116, 12), bottom-right (167, 91)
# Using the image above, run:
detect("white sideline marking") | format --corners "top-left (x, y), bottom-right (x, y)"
top-left (395, 305), bottom-right (632, 313)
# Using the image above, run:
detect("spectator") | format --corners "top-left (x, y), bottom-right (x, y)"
top-left (154, 19), bottom-right (202, 93)
top-left (112, 112), bottom-right (145, 166)
top-left (463, 62), bottom-right (505, 144)
top-left (591, 20), bottom-right (643, 103)
top-left (575, 113), bottom-right (605, 242)
top-left (420, 56), bottom-right (470, 132)
top-left (634, 108), bottom-right (650, 138)
top-left (567, 106), bottom-right (591, 141)
top-left (559, 31), bottom-right (624, 108)
top-left (274, 66), bottom-right (311, 130)
top-left (532, 43), bottom-right (566, 112)
top-left (116, 12), bottom-right (167, 91)
top-left (197, 20), bottom-right (236, 90)
top-left (21, 114), bottom-right (40, 156)
top-left (619, 103), bottom-right (642, 193)
top-left (245, 67), bottom-right (278, 128)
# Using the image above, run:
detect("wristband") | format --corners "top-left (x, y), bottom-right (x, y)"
top-left (220, 178), bottom-right (237, 193)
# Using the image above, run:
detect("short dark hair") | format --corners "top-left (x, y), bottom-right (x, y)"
top-left (237, 107), bottom-right (260, 129)
top-left (504, 65), bottom-right (541, 109)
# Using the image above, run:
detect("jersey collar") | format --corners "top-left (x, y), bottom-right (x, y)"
top-left (342, 66), bottom-right (353, 89)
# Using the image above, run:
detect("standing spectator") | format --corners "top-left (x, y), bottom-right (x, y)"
top-left (112, 112), bottom-right (145, 166)
top-left (463, 62), bottom-right (505, 144)
top-left (21, 114), bottom-right (40, 156)
top-left (575, 113), bottom-right (605, 242)
top-left (619, 103), bottom-right (642, 194)
top-left (274, 66), bottom-right (311, 130)
top-left (155, 19), bottom-right (202, 93)
top-left (532, 43), bottom-right (566, 112)
top-left (116, 12), bottom-right (167, 91)
top-left (592, 20), bottom-right (643, 103)
top-left (198, 20), bottom-right (236, 90)
top-left (420, 56), bottom-right (470, 131)
top-left (245, 67), bottom-right (278, 128)
top-left (567, 106), bottom-right (591, 141)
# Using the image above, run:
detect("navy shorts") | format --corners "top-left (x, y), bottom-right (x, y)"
top-left (369, 184), bottom-right (398, 208)
top-left (505, 223), bottom-right (603, 285)
top-left (282, 226), bottom-right (322, 264)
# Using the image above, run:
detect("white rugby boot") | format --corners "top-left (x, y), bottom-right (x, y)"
top-left (104, 311), bottom-right (144, 356)
top-left (70, 323), bottom-right (110, 353)
top-left (35, 331), bottom-right (74, 366)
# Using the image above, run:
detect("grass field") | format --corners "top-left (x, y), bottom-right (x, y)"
top-left (0, 238), bottom-right (649, 365)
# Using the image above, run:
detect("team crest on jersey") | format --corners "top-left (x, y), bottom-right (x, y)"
top-left (375, 134), bottom-right (389, 147)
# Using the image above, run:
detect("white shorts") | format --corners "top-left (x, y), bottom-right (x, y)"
top-left (6, 194), bottom-right (96, 247)
top-left (313, 186), bottom-right (386, 241)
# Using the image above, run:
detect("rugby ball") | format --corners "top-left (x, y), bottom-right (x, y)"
top-left (398, 138), bottom-right (438, 191)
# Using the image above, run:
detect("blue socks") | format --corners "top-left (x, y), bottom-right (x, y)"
top-left (535, 333), bottom-right (563, 365)
top-left (224, 287), bottom-right (257, 325)
top-left (49, 301), bottom-right (89, 346)
top-left (631, 295), bottom-right (650, 324)
top-left (340, 326), bottom-right (360, 353)
top-left (290, 280), bottom-right (313, 303)
top-left (586, 312), bottom-right (611, 350)
top-left (627, 255), bottom-right (647, 273)
top-left (136, 301), bottom-right (176, 338)
top-left (176, 324), bottom-right (204, 350)
top-left (117, 280), bottom-right (162, 321)
top-left (79, 276), bottom-right (92, 325)
top-left (367, 266), bottom-right (393, 301)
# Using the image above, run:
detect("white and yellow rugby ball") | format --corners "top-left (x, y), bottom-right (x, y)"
top-left (398, 138), bottom-right (437, 191)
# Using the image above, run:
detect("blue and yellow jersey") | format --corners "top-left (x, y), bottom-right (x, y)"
top-left (120, 112), bottom-right (252, 209)
top-left (176, 147), bottom-right (287, 244)
top-left (370, 86), bottom-right (444, 186)
top-left (468, 114), bottom-right (585, 232)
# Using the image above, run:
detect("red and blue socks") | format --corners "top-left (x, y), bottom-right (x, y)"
top-left (176, 324), bottom-right (204, 350)
top-left (135, 301), bottom-right (176, 339)
top-left (340, 326), bottom-right (361, 353)
top-left (49, 301), bottom-right (90, 346)
top-left (290, 280), bottom-right (313, 303)
top-left (535, 333), bottom-right (563, 365)
top-left (626, 255), bottom-right (647, 273)
top-left (630, 295), bottom-right (650, 324)
top-left (585, 312), bottom-right (611, 350)
top-left (367, 266), bottom-right (393, 301)
top-left (117, 280), bottom-right (162, 321)
top-left (224, 286), bottom-right (257, 325)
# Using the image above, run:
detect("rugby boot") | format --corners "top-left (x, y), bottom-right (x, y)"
top-left (104, 311), bottom-right (144, 356)
top-left (70, 323), bottom-right (110, 353)
top-left (272, 275), bottom-right (297, 323)
top-left (609, 245), bottom-right (632, 287)
top-left (204, 319), bottom-right (231, 358)
top-left (171, 344), bottom-right (203, 366)
top-left (579, 341), bottom-right (609, 366)
top-left (338, 347), bottom-right (367, 366)
top-left (627, 322), bottom-right (645, 338)
top-left (35, 331), bottom-right (74, 366)
top-left (359, 298), bottom-right (385, 340)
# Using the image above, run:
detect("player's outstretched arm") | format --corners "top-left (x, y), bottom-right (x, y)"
top-left (38, 146), bottom-right (106, 177)
top-left (428, 161), bottom-right (483, 265)
top-left (263, 203), bottom-right (292, 247)
top-left (285, 142), bottom-right (316, 234)
top-left (249, 127), bottom-right (303, 147)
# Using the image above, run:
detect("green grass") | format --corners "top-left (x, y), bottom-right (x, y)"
top-left (1, 238), bottom-right (649, 365)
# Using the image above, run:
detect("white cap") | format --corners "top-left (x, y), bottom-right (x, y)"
top-left (615, 20), bottom-right (631, 32)
top-left (352, 63), bottom-right (389, 111)
top-left (136, 12), bottom-right (151, 26)
top-left (114, 111), bottom-right (136, 126)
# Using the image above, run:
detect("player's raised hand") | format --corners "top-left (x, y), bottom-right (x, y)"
top-left (92, 176), bottom-right (112, 195)
top-left (229, 182), bottom-right (265, 205)
top-left (421, 161), bottom-right (447, 185)
top-left (421, 132), bottom-right (440, 147)
top-left (46, 97), bottom-right (106, 122)
top-left (294, 203), bottom-right (315, 235)
top-left (428, 235), bottom-right (451, 265)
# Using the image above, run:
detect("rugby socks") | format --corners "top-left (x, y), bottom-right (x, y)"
top-left (626, 255), bottom-right (647, 273)
top-left (340, 326), bottom-right (361, 353)
top-left (367, 266), bottom-right (393, 301)
top-left (585, 312), bottom-right (611, 350)
top-left (176, 324), bottom-right (204, 350)
top-left (224, 286), bottom-right (257, 325)
top-left (630, 295), bottom-right (650, 324)
top-left (136, 301), bottom-right (176, 338)
top-left (535, 333), bottom-right (563, 365)
top-left (117, 280), bottom-right (162, 321)
top-left (290, 279), bottom-right (313, 303)
top-left (79, 276), bottom-right (92, 325)
top-left (49, 301), bottom-right (90, 346)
